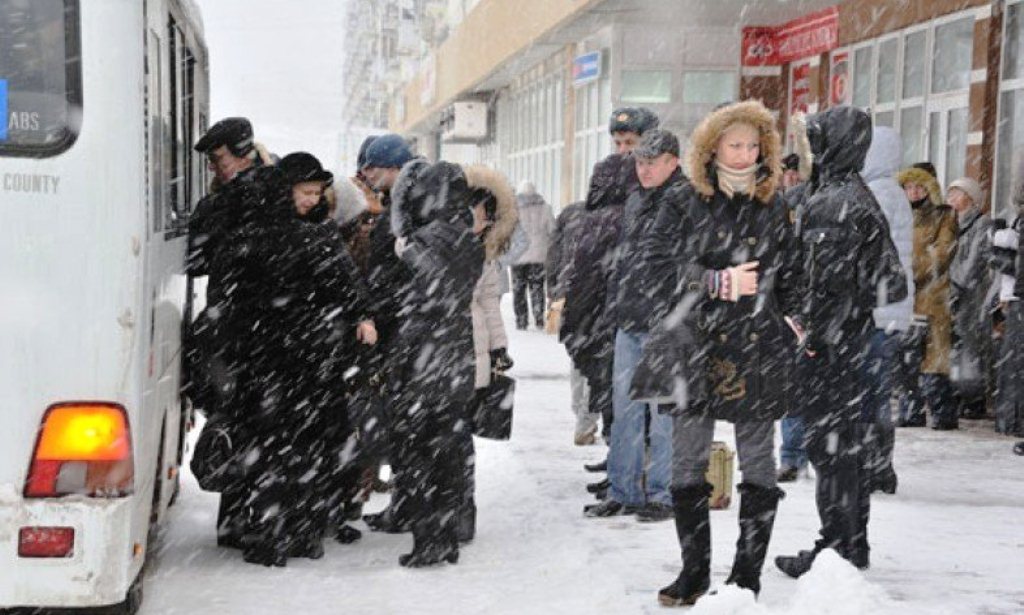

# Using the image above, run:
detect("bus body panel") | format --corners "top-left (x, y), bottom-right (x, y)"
top-left (0, 0), bottom-right (205, 607)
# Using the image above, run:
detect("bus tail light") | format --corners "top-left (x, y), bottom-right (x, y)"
top-left (24, 403), bottom-right (134, 498)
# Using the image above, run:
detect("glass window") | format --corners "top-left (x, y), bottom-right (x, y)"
top-left (900, 106), bottom-right (923, 167)
top-left (600, 77), bottom-right (612, 123)
top-left (929, 111), bottom-right (942, 177)
top-left (853, 46), bottom-right (873, 108)
top-left (682, 71), bottom-right (737, 105)
top-left (932, 17), bottom-right (974, 94)
top-left (946, 106), bottom-right (968, 183)
top-left (876, 38), bottom-right (899, 104)
top-left (1004, 3), bottom-right (1024, 80)
top-left (901, 31), bottom-right (927, 99)
top-left (996, 89), bottom-right (1024, 217)
top-left (621, 70), bottom-right (672, 104)
top-left (875, 111), bottom-right (894, 127)
top-left (0, 0), bottom-right (81, 157)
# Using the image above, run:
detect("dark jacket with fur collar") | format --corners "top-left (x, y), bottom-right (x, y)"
top-left (641, 100), bottom-right (799, 422)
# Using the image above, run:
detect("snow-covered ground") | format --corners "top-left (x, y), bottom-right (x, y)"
top-left (141, 300), bottom-right (1024, 615)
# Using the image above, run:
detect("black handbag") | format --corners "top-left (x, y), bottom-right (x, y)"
top-left (629, 317), bottom-right (706, 409)
top-left (471, 373), bottom-right (516, 440)
top-left (190, 415), bottom-right (250, 493)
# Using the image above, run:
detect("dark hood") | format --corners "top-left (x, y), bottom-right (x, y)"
top-left (806, 106), bottom-right (872, 180)
top-left (390, 160), bottom-right (473, 237)
top-left (586, 153), bottom-right (635, 211)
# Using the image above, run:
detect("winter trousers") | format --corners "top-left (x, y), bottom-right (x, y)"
top-left (570, 368), bottom-right (599, 438)
top-left (779, 417), bottom-right (808, 471)
top-left (900, 373), bottom-right (957, 429)
top-left (391, 401), bottom-right (464, 557)
top-left (996, 301), bottom-right (1024, 436)
top-left (798, 347), bottom-right (870, 566)
top-left (860, 329), bottom-right (899, 488)
top-left (671, 414), bottom-right (777, 489)
top-left (609, 330), bottom-right (673, 506)
top-left (511, 263), bottom-right (546, 328)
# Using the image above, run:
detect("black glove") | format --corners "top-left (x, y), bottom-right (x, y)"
top-left (490, 348), bottom-right (513, 372)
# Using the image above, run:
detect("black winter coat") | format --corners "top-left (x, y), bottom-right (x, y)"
top-left (389, 161), bottom-right (486, 415)
top-left (643, 182), bottom-right (801, 422)
top-left (609, 167), bottom-right (687, 333)
top-left (795, 107), bottom-right (908, 352)
top-left (365, 197), bottom-right (415, 343)
top-left (545, 201), bottom-right (587, 300)
top-left (210, 173), bottom-right (367, 440)
top-left (559, 154), bottom-right (633, 382)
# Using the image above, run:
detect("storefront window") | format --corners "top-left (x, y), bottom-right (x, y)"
top-left (900, 106), bottom-right (923, 166)
top-left (853, 46), bottom-right (873, 108)
top-left (946, 106), bottom-right (968, 182)
top-left (621, 70), bottom-right (671, 104)
top-left (876, 38), bottom-right (898, 104)
top-left (875, 111), bottom-right (894, 128)
top-left (931, 17), bottom-right (973, 94)
top-left (682, 71), bottom-right (736, 105)
top-left (902, 30), bottom-right (926, 98)
top-left (996, 90), bottom-right (1024, 216)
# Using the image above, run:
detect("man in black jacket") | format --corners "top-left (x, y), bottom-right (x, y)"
top-left (776, 106), bottom-right (908, 578)
top-left (187, 117), bottom-right (278, 550)
top-left (584, 129), bottom-right (684, 522)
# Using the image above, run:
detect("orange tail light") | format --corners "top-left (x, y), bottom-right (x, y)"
top-left (24, 402), bottom-right (134, 498)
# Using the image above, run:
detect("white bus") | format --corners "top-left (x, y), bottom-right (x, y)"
top-left (0, 0), bottom-right (209, 612)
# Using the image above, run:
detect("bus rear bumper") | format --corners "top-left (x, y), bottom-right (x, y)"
top-left (0, 485), bottom-right (136, 608)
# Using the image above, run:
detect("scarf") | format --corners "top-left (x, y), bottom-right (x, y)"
top-left (716, 161), bottom-right (758, 199)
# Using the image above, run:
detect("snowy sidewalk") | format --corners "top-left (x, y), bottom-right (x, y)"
top-left (142, 306), bottom-right (1024, 615)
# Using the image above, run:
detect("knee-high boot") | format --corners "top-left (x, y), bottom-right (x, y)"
top-left (726, 483), bottom-right (785, 596)
top-left (658, 483), bottom-right (712, 607)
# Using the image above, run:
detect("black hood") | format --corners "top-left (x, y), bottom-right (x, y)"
top-left (586, 153), bottom-right (635, 211)
top-left (806, 106), bottom-right (872, 179)
top-left (391, 160), bottom-right (473, 236)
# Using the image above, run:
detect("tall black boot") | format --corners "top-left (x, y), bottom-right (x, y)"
top-left (873, 421), bottom-right (898, 494)
top-left (726, 483), bottom-right (785, 596)
top-left (658, 483), bottom-right (713, 607)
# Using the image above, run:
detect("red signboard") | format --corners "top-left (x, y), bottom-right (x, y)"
top-left (742, 7), bottom-right (839, 67)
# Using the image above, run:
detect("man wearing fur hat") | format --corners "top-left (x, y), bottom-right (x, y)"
top-left (946, 176), bottom-right (994, 419)
top-left (897, 162), bottom-right (958, 429)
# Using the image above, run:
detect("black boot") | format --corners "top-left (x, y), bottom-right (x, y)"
top-left (725, 483), bottom-right (785, 596)
top-left (658, 483), bottom-right (712, 607)
top-left (363, 507), bottom-right (411, 533)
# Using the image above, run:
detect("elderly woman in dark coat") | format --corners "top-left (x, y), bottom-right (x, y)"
top-left (642, 101), bottom-right (799, 606)
top-left (211, 153), bottom-right (375, 567)
top-left (387, 160), bottom-right (485, 566)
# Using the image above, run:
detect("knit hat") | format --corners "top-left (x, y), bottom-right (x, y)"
top-left (634, 129), bottom-right (680, 159)
top-left (356, 135), bottom-right (378, 171)
top-left (947, 177), bottom-right (983, 207)
top-left (362, 133), bottom-right (415, 170)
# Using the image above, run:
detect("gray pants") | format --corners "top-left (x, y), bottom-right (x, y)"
top-left (672, 414), bottom-right (777, 489)
top-left (571, 368), bottom-right (598, 436)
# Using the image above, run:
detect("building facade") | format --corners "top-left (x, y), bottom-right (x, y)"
top-left (385, 0), bottom-right (1024, 219)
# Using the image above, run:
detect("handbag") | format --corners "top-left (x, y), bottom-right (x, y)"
top-left (471, 373), bottom-right (516, 440)
top-left (190, 415), bottom-right (250, 493)
top-left (629, 317), bottom-right (706, 409)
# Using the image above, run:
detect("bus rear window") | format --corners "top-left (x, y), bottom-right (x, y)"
top-left (0, 0), bottom-right (81, 158)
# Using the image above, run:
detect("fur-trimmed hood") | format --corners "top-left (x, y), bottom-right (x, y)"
top-left (896, 167), bottom-right (943, 206)
top-left (463, 164), bottom-right (518, 260)
top-left (685, 100), bottom-right (782, 205)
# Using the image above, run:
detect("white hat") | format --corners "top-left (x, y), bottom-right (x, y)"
top-left (947, 177), bottom-right (983, 207)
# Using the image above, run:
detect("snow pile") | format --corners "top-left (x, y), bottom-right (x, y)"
top-left (691, 551), bottom-right (890, 615)
top-left (788, 550), bottom-right (890, 614)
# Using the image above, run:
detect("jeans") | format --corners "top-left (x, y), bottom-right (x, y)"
top-left (511, 264), bottom-right (546, 327)
top-left (779, 417), bottom-right (807, 470)
top-left (672, 414), bottom-right (776, 489)
top-left (608, 329), bottom-right (673, 506)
